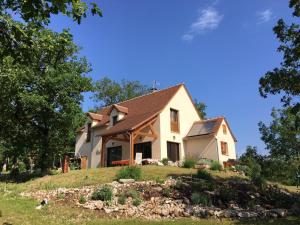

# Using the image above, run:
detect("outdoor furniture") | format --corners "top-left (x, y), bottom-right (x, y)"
top-left (111, 160), bottom-right (130, 166)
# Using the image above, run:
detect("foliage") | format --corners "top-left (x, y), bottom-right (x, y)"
top-left (210, 161), bottom-right (222, 171)
top-left (191, 192), bottom-right (211, 206)
top-left (132, 198), bottom-right (142, 206)
top-left (116, 166), bottom-right (142, 180)
top-left (194, 99), bottom-right (207, 119)
top-left (93, 77), bottom-right (150, 107)
top-left (0, 0), bottom-right (102, 26)
top-left (79, 195), bottom-right (87, 204)
top-left (259, 108), bottom-right (300, 159)
top-left (118, 194), bottom-right (126, 205)
top-left (195, 169), bottom-right (212, 181)
top-left (162, 188), bottom-right (172, 197)
top-left (259, 0), bottom-right (300, 113)
top-left (219, 186), bottom-right (236, 202)
top-left (198, 158), bottom-right (213, 166)
top-left (91, 185), bottom-right (113, 201)
top-left (154, 176), bottom-right (164, 184)
top-left (124, 189), bottom-right (139, 199)
top-left (239, 146), bottom-right (264, 165)
top-left (183, 157), bottom-right (197, 168)
top-left (235, 164), bottom-right (250, 175)
top-left (0, 21), bottom-right (92, 171)
top-left (161, 158), bottom-right (169, 166)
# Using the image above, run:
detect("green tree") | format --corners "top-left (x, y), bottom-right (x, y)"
top-left (259, 0), bottom-right (300, 113)
top-left (0, 22), bottom-right (92, 171)
top-left (93, 77), bottom-right (150, 107)
top-left (239, 146), bottom-right (264, 165)
top-left (194, 99), bottom-right (207, 119)
top-left (0, 0), bottom-right (102, 25)
top-left (259, 107), bottom-right (300, 159)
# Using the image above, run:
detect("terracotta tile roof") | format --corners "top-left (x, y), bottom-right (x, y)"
top-left (87, 112), bottom-right (103, 121)
top-left (186, 117), bottom-right (237, 141)
top-left (107, 104), bottom-right (129, 115)
top-left (93, 84), bottom-right (183, 136)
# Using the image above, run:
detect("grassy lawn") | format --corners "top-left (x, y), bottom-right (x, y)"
top-left (0, 166), bottom-right (299, 225)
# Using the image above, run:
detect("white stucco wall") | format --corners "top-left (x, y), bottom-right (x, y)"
top-left (184, 135), bottom-right (219, 161)
top-left (215, 120), bottom-right (237, 164)
top-left (158, 86), bottom-right (201, 161)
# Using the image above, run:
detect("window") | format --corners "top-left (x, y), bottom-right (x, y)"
top-left (167, 142), bottom-right (180, 162)
top-left (112, 116), bottom-right (118, 125)
top-left (221, 141), bottom-right (228, 155)
top-left (86, 123), bottom-right (91, 142)
top-left (170, 109), bottom-right (179, 132)
top-left (222, 124), bottom-right (227, 134)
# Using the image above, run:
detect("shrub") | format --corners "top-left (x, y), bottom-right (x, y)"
top-left (91, 185), bottom-right (113, 201)
top-left (132, 198), bottom-right (142, 206)
top-left (219, 186), bottom-right (236, 202)
top-left (183, 157), bottom-right (197, 168)
top-left (118, 194), bottom-right (126, 205)
top-left (116, 166), bottom-right (141, 180)
top-left (162, 188), bottom-right (171, 197)
top-left (161, 158), bottom-right (169, 166)
top-left (210, 161), bottom-right (222, 171)
top-left (18, 161), bottom-right (27, 173)
top-left (155, 176), bottom-right (164, 184)
top-left (235, 164), bottom-right (250, 175)
top-left (191, 192), bottom-right (211, 206)
top-left (125, 189), bottom-right (139, 199)
top-left (79, 195), bottom-right (87, 204)
top-left (195, 169), bottom-right (212, 181)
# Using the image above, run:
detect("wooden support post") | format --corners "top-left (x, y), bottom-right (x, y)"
top-left (101, 136), bottom-right (107, 167)
top-left (129, 132), bottom-right (134, 165)
top-left (62, 155), bottom-right (70, 173)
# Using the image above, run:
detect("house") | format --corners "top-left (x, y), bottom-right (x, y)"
top-left (75, 84), bottom-right (237, 168)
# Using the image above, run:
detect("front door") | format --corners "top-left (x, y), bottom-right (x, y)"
top-left (134, 142), bottom-right (152, 159)
top-left (107, 146), bottom-right (122, 167)
top-left (167, 142), bottom-right (180, 162)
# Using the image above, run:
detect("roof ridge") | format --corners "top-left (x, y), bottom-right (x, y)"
top-left (194, 116), bottom-right (224, 123)
top-left (96, 83), bottom-right (184, 113)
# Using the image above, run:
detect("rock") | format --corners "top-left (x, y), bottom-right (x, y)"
top-left (119, 179), bottom-right (135, 184)
top-left (104, 208), bottom-right (114, 214)
top-left (237, 212), bottom-right (251, 218)
top-left (94, 201), bottom-right (103, 210)
top-left (183, 197), bottom-right (190, 205)
top-left (35, 205), bottom-right (42, 210)
top-left (152, 186), bottom-right (163, 192)
top-left (214, 210), bottom-right (224, 217)
top-left (271, 209), bottom-right (287, 218)
top-left (291, 203), bottom-right (300, 215)
top-left (161, 208), bottom-right (169, 216)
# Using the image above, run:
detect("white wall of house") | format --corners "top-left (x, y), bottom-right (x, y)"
top-left (158, 86), bottom-right (201, 161)
top-left (184, 135), bottom-right (219, 161)
top-left (216, 120), bottom-right (237, 164)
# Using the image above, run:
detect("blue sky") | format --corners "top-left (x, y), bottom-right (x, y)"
top-left (49, 0), bottom-right (294, 156)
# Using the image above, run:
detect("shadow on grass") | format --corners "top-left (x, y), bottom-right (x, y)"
top-left (0, 171), bottom-right (46, 183)
top-left (233, 217), bottom-right (300, 225)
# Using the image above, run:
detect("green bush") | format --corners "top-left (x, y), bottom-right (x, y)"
top-left (79, 195), bottom-right (87, 204)
top-left (161, 158), bottom-right (169, 166)
top-left (132, 198), bottom-right (142, 206)
top-left (191, 192), bottom-right (211, 206)
top-left (116, 166), bottom-right (141, 180)
top-left (219, 186), bottom-right (236, 202)
top-left (235, 164), bottom-right (250, 175)
top-left (118, 194), bottom-right (126, 205)
top-left (162, 188), bottom-right (171, 197)
top-left (198, 158), bottom-right (213, 166)
top-left (155, 176), bottom-right (164, 184)
top-left (125, 189), bottom-right (139, 199)
top-left (210, 161), bottom-right (222, 171)
top-left (195, 169), bottom-right (212, 181)
top-left (91, 185), bottom-right (113, 201)
top-left (183, 157), bottom-right (197, 168)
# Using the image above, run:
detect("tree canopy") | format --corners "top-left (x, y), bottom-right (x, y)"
top-left (259, 0), bottom-right (300, 113)
top-left (194, 99), bottom-right (207, 119)
top-left (0, 22), bottom-right (92, 170)
top-left (93, 77), bottom-right (151, 107)
top-left (259, 107), bottom-right (300, 159)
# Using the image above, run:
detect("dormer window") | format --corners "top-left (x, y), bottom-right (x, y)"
top-left (112, 116), bottom-right (118, 125)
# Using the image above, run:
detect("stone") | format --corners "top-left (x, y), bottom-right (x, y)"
top-left (161, 208), bottom-right (170, 216)
top-left (237, 212), bottom-right (251, 218)
top-left (94, 201), bottom-right (103, 210)
top-left (119, 179), bottom-right (135, 184)
top-left (104, 208), bottom-right (114, 214)
top-left (271, 209), bottom-right (287, 218)
top-left (214, 210), bottom-right (224, 217)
